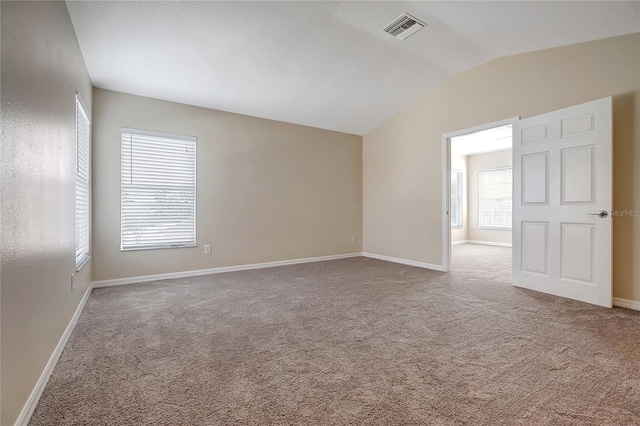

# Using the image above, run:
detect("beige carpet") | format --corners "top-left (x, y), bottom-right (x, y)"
top-left (31, 245), bottom-right (640, 425)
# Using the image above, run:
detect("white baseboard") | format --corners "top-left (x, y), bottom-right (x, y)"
top-left (465, 240), bottom-right (512, 247)
top-left (15, 282), bottom-right (94, 426)
top-left (362, 252), bottom-right (446, 272)
top-left (92, 253), bottom-right (363, 288)
top-left (613, 297), bottom-right (640, 311)
top-left (452, 240), bottom-right (468, 245)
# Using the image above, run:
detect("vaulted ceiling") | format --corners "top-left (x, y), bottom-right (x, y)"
top-left (67, 1), bottom-right (640, 135)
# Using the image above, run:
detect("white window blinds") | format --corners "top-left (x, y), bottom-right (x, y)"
top-left (121, 129), bottom-right (196, 251)
top-left (479, 168), bottom-right (512, 230)
top-left (451, 170), bottom-right (463, 229)
top-left (75, 96), bottom-right (90, 269)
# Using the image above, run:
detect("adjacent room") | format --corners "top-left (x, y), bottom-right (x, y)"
top-left (2, 1), bottom-right (640, 425)
top-left (449, 124), bottom-right (513, 271)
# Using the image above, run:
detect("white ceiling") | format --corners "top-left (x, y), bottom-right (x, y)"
top-left (66, 1), bottom-right (640, 135)
top-left (451, 125), bottom-right (512, 156)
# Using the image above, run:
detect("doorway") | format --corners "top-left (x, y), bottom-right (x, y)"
top-left (442, 118), bottom-right (518, 272)
top-left (441, 97), bottom-right (612, 307)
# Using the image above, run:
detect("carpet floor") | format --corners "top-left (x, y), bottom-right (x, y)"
top-left (31, 245), bottom-right (640, 425)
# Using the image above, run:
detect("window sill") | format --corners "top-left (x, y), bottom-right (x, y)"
top-left (121, 243), bottom-right (197, 252)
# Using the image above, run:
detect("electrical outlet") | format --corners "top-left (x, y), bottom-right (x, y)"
top-left (351, 235), bottom-right (356, 243)
top-left (204, 244), bottom-right (211, 254)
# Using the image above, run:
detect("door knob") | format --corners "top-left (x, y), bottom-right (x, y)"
top-left (587, 210), bottom-right (609, 218)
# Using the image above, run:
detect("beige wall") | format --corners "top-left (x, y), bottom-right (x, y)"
top-left (0, 2), bottom-right (93, 424)
top-left (451, 154), bottom-right (468, 242)
top-left (363, 33), bottom-right (640, 301)
top-left (92, 89), bottom-right (362, 282)
top-left (467, 150), bottom-right (512, 245)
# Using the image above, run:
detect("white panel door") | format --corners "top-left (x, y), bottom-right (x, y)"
top-left (513, 97), bottom-right (612, 307)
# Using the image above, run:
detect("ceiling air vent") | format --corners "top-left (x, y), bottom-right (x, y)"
top-left (382, 13), bottom-right (426, 40)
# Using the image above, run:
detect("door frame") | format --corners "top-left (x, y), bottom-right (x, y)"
top-left (441, 117), bottom-right (520, 272)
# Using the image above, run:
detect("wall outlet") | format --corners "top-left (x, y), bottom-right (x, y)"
top-left (204, 244), bottom-right (211, 254)
top-left (351, 235), bottom-right (356, 243)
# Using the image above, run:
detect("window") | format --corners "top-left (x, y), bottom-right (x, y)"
top-left (121, 129), bottom-right (196, 251)
top-left (479, 168), bottom-right (512, 230)
top-left (75, 95), bottom-right (90, 269)
top-left (451, 170), bottom-right (463, 229)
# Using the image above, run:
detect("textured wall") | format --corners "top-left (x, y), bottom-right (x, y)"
top-left (363, 33), bottom-right (640, 301)
top-left (467, 150), bottom-right (513, 245)
top-left (92, 89), bottom-right (362, 282)
top-left (0, 2), bottom-right (93, 424)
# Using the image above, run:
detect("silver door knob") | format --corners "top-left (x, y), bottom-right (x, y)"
top-left (587, 210), bottom-right (609, 218)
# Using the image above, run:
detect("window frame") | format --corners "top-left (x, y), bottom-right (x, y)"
top-left (451, 170), bottom-right (463, 229)
top-left (120, 128), bottom-right (197, 252)
top-left (478, 167), bottom-right (512, 231)
top-left (75, 94), bottom-right (91, 270)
